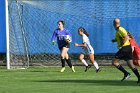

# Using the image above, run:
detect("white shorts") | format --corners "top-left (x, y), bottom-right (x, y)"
top-left (81, 47), bottom-right (94, 55)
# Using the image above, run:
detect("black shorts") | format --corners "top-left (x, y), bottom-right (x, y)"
top-left (115, 45), bottom-right (133, 61)
top-left (59, 44), bottom-right (70, 50)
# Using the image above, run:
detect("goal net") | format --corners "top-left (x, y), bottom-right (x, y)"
top-left (6, 0), bottom-right (140, 69)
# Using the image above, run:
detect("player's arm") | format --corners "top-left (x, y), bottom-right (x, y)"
top-left (75, 34), bottom-right (87, 47)
top-left (131, 46), bottom-right (135, 52)
top-left (74, 42), bottom-right (86, 47)
top-left (121, 35), bottom-right (129, 46)
top-left (51, 31), bottom-right (57, 45)
top-left (119, 28), bottom-right (129, 46)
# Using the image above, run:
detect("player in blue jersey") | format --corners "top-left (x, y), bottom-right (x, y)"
top-left (51, 20), bottom-right (75, 72)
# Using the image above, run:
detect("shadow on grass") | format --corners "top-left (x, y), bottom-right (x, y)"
top-left (34, 79), bottom-right (139, 86)
top-left (29, 70), bottom-right (60, 72)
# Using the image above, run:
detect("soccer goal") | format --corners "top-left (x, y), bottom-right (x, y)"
top-left (6, 0), bottom-right (140, 69)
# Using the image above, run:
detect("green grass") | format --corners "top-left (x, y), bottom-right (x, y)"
top-left (0, 66), bottom-right (140, 93)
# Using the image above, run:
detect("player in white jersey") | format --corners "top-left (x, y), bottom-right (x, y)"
top-left (75, 27), bottom-right (100, 72)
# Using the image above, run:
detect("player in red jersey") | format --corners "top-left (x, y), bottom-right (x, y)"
top-left (128, 32), bottom-right (140, 66)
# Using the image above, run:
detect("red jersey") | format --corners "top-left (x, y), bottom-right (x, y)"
top-left (130, 39), bottom-right (140, 60)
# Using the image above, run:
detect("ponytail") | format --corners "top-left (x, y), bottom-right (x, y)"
top-left (78, 27), bottom-right (89, 37)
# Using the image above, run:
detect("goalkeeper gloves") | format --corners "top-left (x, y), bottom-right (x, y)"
top-left (52, 41), bottom-right (55, 45)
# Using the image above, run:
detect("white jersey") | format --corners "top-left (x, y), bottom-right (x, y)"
top-left (81, 34), bottom-right (94, 54)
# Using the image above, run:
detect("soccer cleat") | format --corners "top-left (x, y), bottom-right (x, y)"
top-left (60, 67), bottom-right (65, 72)
top-left (85, 65), bottom-right (91, 72)
top-left (121, 73), bottom-right (131, 81)
top-left (96, 68), bottom-right (101, 73)
top-left (71, 66), bottom-right (75, 72)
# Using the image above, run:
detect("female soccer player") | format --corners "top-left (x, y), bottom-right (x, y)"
top-left (51, 20), bottom-right (75, 72)
top-left (128, 32), bottom-right (140, 66)
top-left (74, 27), bottom-right (100, 72)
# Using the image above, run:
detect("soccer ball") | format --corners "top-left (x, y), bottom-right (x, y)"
top-left (64, 35), bottom-right (72, 43)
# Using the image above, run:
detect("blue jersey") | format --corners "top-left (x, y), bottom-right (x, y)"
top-left (51, 28), bottom-right (72, 48)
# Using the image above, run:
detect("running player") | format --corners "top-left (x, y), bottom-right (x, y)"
top-left (128, 32), bottom-right (140, 66)
top-left (51, 20), bottom-right (75, 72)
top-left (112, 18), bottom-right (140, 83)
top-left (74, 27), bottom-right (100, 72)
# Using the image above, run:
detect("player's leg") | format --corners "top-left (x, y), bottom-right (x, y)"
top-left (127, 60), bottom-right (140, 83)
top-left (60, 47), bottom-right (66, 72)
top-left (79, 54), bottom-right (88, 66)
top-left (125, 45), bottom-right (140, 83)
top-left (112, 58), bottom-right (130, 81)
top-left (64, 47), bottom-right (72, 67)
top-left (65, 52), bottom-right (75, 72)
top-left (133, 55), bottom-right (140, 66)
top-left (138, 60), bottom-right (140, 66)
top-left (89, 54), bottom-right (100, 73)
top-left (79, 53), bottom-right (90, 72)
top-left (113, 47), bottom-right (131, 81)
top-left (133, 60), bottom-right (140, 66)
top-left (138, 55), bottom-right (140, 66)
top-left (64, 47), bottom-right (75, 72)
top-left (133, 60), bottom-right (138, 66)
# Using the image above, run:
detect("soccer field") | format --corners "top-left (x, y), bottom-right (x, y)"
top-left (0, 66), bottom-right (140, 93)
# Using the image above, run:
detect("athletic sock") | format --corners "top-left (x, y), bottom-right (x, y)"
top-left (81, 59), bottom-right (88, 66)
top-left (66, 58), bottom-right (72, 68)
top-left (61, 58), bottom-right (65, 67)
top-left (93, 61), bottom-right (99, 69)
top-left (116, 65), bottom-right (129, 75)
top-left (132, 68), bottom-right (140, 80)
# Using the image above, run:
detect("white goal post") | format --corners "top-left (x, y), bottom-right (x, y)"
top-left (5, 0), bottom-right (10, 69)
